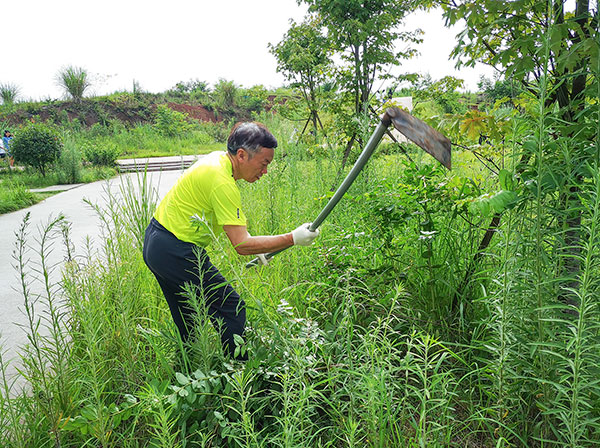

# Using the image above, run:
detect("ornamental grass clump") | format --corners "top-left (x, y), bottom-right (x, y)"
top-left (56, 65), bottom-right (90, 102)
top-left (0, 83), bottom-right (20, 105)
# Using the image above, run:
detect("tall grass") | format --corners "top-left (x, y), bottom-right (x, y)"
top-left (78, 124), bottom-right (223, 158)
top-left (56, 66), bottom-right (90, 101)
top-left (1, 97), bottom-right (600, 446)
top-left (0, 83), bottom-right (20, 105)
top-left (0, 180), bottom-right (38, 213)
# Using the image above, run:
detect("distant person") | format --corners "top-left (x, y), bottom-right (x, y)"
top-left (0, 136), bottom-right (6, 160)
top-left (3, 131), bottom-right (13, 167)
top-left (143, 122), bottom-right (319, 359)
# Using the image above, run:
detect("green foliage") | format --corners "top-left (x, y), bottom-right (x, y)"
top-left (56, 139), bottom-right (83, 184)
top-left (238, 85), bottom-right (269, 115)
top-left (56, 66), bottom-right (91, 101)
top-left (172, 78), bottom-right (209, 94)
top-left (212, 79), bottom-right (239, 116)
top-left (153, 105), bottom-right (192, 137)
top-left (0, 180), bottom-right (38, 213)
top-left (11, 123), bottom-right (63, 176)
top-left (299, 0), bottom-right (423, 118)
top-left (412, 74), bottom-right (468, 114)
top-left (270, 15), bottom-right (332, 135)
top-left (478, 75), bottom-right (524, 108)
top-left (270, 16), bottom-right (331, 88)
top-left (442, 0), bottom-right (596, 118)
top-left (0, 83), bottom-right (20, 105)
top-left (198, 120), bottom-right (230, 143)
top-left (81, 141), bottom-right (121, 166)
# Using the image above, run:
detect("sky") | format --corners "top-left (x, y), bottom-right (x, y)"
top-left (5, 0), bottom-right (495, 101)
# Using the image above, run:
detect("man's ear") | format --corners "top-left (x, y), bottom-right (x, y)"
top-left (237, 148), bottom-right (248, 162)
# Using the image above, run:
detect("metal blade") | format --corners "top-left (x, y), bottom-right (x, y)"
top-left (386, 107), bottom-right (451, 169)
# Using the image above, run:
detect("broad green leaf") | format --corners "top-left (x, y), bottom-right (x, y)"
top-left (489, 190), bottom-right (518, 213)
top-left (175, 372), bottom-right (188, 385)
top-left (498, 169), bottom-right (515, 190)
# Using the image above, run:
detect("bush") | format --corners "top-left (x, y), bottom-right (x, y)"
top-left (239, 85), bottom-right (268, 114)
top-left (82, 141), bottom-right (120, 166)
top-left (11, 123), bottom-right (63, 176)
top-left (198, 120), bottom-right (230, 143)
top-left (153, 105), bottom-right (192, 137)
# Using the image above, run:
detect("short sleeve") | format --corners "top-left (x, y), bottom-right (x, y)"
top-left (210, 183), bottom-right (247, 226)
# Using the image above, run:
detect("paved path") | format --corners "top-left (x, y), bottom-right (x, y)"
top-left (1, 169), bottom-right (184, 392)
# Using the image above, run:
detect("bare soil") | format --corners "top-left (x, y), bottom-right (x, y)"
top-left (2, 99), bottom-right (219, 128)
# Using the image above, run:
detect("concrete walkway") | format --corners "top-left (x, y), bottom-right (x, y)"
top-left (1, 168), bottom-right (185, 392)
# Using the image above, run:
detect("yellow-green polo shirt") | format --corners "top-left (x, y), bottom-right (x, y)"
top-left (154, 151), bottom-right (247, 247)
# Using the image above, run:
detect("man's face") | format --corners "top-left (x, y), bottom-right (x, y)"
top-left (239, 146), bottom-right (274, 183)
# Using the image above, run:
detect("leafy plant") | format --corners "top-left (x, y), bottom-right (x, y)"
top-left (82, 141), bottom-right (120, 166)
top-left (11, 123), bottom-right (63, 176)
top-left (299, 0), bottom-right (422, 119)
top-left (153, 104), bottom-right (192, 137)
top-left (269, 15), bottom-right (332, 137)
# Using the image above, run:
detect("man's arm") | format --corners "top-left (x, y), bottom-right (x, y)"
top-left (223, 225), bottom-right (294, 255)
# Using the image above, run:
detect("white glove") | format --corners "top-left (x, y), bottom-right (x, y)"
top-left (292, 223), bottom-right (320, 246)
top-left (256, 253), bottom-right (270, 266)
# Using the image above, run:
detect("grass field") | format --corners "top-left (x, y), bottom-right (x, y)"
top-left (1, 112), bottom-right (599, 447)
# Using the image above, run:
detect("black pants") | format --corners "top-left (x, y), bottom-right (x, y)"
top-left (143, 218), bottom-right (245, 358)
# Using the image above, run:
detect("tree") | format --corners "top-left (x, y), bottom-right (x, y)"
top-left (56, 66), bottom-right (91, 102)
top-left (11, 123), bottom-right (63, 176)
top-left (477, 75), bottom-right (524, 107)
top-left (441, 1), bottom-right (597, 119)
top-left (299, 0), bottom-right (423, 118)
top-left (269, 16), bottom-right (332, 137)
top-left (412, 74), bottom-right (467, 114)
top-left (440, 0), bottom-right (599, 326)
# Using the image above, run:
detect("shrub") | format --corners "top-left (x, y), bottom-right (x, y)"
top-left (198, 120), bottom-right (230, 143)
top-left (11, 123), bottom-right (63, 176)
top-left (239, 85), bottom-right (268, 114)
top-left (213, 79), bottom-right (238, 115)
top-left (153, 105), bottom-right (192, 137)
top-left (82, 141), bottom-right (120, 166)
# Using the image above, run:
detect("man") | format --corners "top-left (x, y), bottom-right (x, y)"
top-left (143, 122), bottom-right (319, 359)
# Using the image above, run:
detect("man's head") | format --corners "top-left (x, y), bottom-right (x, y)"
top-left (227, 122), bottom-right (277, 183)
top-left (227, 122), bottom-right (277, 157)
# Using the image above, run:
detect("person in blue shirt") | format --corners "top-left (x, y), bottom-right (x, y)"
top-left (3, 131), bottom-right (13, 166)
top-left (3, 130), bottom-right (12, 151)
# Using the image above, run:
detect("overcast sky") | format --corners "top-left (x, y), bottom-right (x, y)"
top-left (6, 0), bottom-right (495, 101)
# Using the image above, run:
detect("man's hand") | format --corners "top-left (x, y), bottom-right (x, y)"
top-left (292, 223), bottom-right (320, 246)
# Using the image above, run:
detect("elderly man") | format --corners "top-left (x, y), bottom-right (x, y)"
top-left (143, 122), bottom-right (319, 359)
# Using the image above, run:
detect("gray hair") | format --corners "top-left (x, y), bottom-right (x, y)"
top-left (226, 122), bottom-right (277, 156)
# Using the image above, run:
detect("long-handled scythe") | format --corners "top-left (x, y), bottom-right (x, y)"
top-left (246, 107), bottom-right (452, 268)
